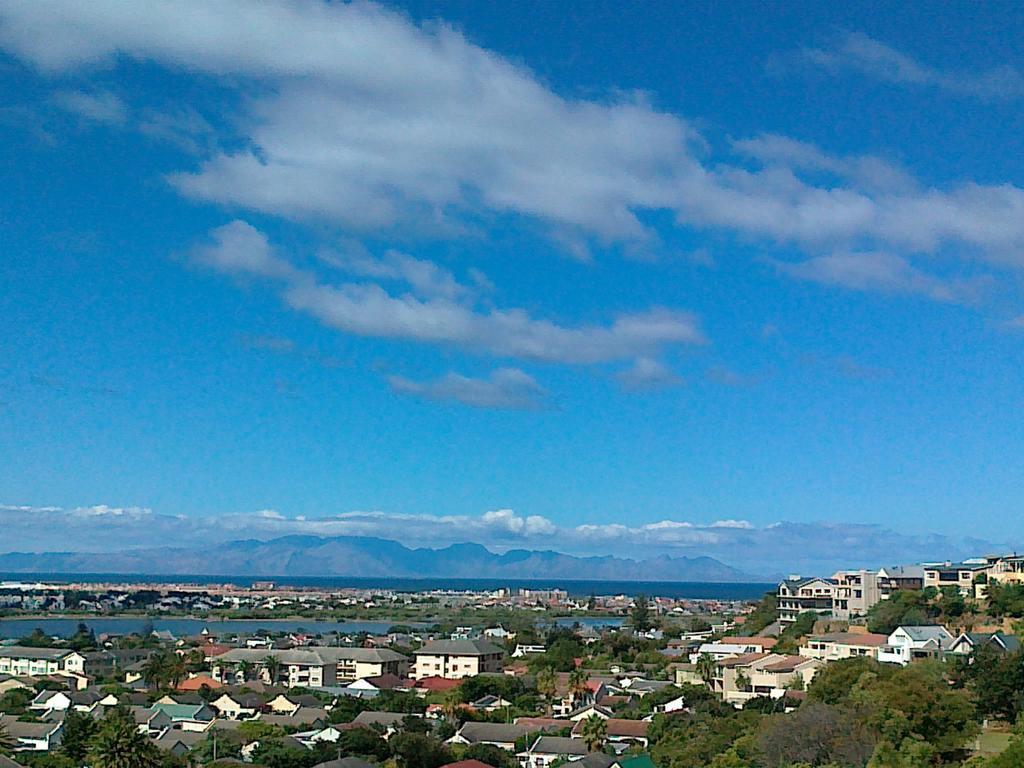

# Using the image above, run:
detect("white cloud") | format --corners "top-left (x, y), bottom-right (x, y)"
top-left (51, 89), bottom-right (127, 125)
top-left (5, 2), bottom-right (1024, 271)
top-left (0, 503), bottom-right (1009, 573)
top-left (778, 251), bottom-right (991, 304)
top-left (196, 220), bottom-right (704, 365)
top-left (389, 368), bottom-right (546, 410)
top-left (192, 220), bottom-right (302, 281)
top-left (802, 32), bottom-right (1024, 101)
top-left (615, 357), bottom-right (683, 391)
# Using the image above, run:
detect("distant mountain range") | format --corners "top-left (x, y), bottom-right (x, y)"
top-left (0, 534), bottom-right (758, 582)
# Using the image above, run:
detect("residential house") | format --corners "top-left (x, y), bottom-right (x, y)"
top-left (448, 722), bottom-right (534, 750)
top-left (210, 691), bottom-right (264, 719)
top-left (799, 632), bottom-right (889, 662)
top-left (948, 631), bottom-right (1022, 656)
top-left (987, 555), bottom-right (1024, 586)
top-left (511, 645), bottom-right (546, 658)
top-left (518, 735), bottom-right (591, 768)
top-left (877, 625), bottom-right (955, 665)
top-left (689, 637), bottom-right (777, 664)
top-left (349, 711), bottom-right (413, 738)
top-left (413, 639), bottom-right (503, 680)
top-left (470, 694), bottom-right (514, 712)
top-left (830, 570), bottom-right (882, 620)
top-left (0, 715), bottom-right (64, 752)
top-left (571, 718), bottom-right (648, 748)
top-left (777, 577), bottom-right (836, 625)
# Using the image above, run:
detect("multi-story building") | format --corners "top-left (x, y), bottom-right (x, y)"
top-left (984, 555), bottom-right (1024, 586)
top-left (799, 632), bottom-right (889, 661)
top-left (876, 565), bottom-right (925, 598)
top-left (830, 570), bottom-right (882, 619)
top-left (0, 647), bottom-right (77, 676)
top-left (777, 577), bottom-right (836, 625)
top-left (922, 561), bottom-right (992, 595)
top-left (713, 653), bottom-right (823, 706)
top-left (213, 647), bottom-right (408, 687)
top-left (412, 638), bottom-right (504, 679)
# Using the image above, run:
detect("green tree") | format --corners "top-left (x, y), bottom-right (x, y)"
top-left (535, 667), bottom-right (558, 715)
top-left (262, 655), bottom-right (281, 684)
top-left (568, 667), bottom-right (589, 704)
top-left (631, 594), bottom-right (652, 631)
top-left (696, 652), bottom-right (717, 689)
top-left (389, 733), bottom-right (453, 768)
top-left (90, 708), bottom-right (162, 768)
top-left (464, 743), bottom-right (517, 768)
top-left (579, 715), bottom-right (607, 752)
top-left (61, 709), bottom-right (99, 763)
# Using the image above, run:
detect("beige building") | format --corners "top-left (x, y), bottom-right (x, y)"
top-left (923, 561), bottom-right (992, 595)
top-left (214, 647), bottom-right (408, 687)
top-left (830, 570), bottom-right (882, 620)
top-left (413, 638), bottom-right (504, 679)
top-left (714, 653), bottom-right (822, 706)
top-left (800, 632), bottom-right (889, 661)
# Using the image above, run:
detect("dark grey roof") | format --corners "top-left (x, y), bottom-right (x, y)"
top-left (352, 711), bottom-right (410, 728)
top-left (313, 759), bottom-right (376, 768)
top-left (416, 639), bottom-right (503, 656)
top-left (0, 646), bottom-right (73, 661)
top-left (576, 754), bottom-right (617, 768)
top-left (527, 736), bottom-right (590, 756)
top-left (0, 755), bottom-right (25, 768)
top-left (456, 722), bottom-right (531, 744)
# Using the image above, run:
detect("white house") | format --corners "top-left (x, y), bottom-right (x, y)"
top-left (877, 626), bottom-right (955, 665)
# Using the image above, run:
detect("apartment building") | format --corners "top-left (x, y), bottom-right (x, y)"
top-left (413, 638), bottom-right (504, 679)
top-left (214, 647), bottom-right (408, 687)
top-left (0, 647), bottom-right (77, 676)
top-left (830, 570), bottom-right (882, 620)
top-left (714, 653), bottom-right (822, 706)
top-left (922, 561), bottom-right (992, 595)
top-left (777, 577), bottom-right (836, 625)
top-left (799, 632), bottom-right (889, 661)
top-left (876, 565), bottom-right (925, 597)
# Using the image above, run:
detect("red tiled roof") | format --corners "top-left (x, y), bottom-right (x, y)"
top-left (761, 655), bottom-right (812, 673)
top-left (440, 761), bottom-right (495, 768)
top-left (718, 652), bottom-right (770, 668)
top-left (414, 676), bottom-right (461, 692)
top-left (176, 675), bottom-right (223, 691)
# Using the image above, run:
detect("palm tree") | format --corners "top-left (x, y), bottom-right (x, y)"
top-left (89, 708), bottom-right (161, 768)
top-left (263, 655), bottom-right (281, 684)
top-left (535, 667), bottom-right (558, 716)
top-left (441, 688), bottom-right (461, 722)
top-left (696, 652), bottom-right (717, 690)
top-left (568, 667), bottom-right (589, 705)
top-left (141, 651), bottom-right (169, 689)
top-left (237, 660), bottom-right (253, 683)
top-left (166, 653), bottom-right (187, 689)
top-left (580, 715), bottom-right (606, 753)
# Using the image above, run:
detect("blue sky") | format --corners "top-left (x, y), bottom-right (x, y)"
top-left (2, 1), bottom-right (1023, 574)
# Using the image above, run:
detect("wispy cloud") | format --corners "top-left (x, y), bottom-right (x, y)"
top-left (194, 221), bottom-right (705, 366)
top-left (0, 503), bottom-right (1009, 574)
top-left (777, 251), bottom-right (991, 304)
top-left (51, 89), bottom-right (127, 125)
top-left (800, 32), bottom-right (1024, 101)
top-left (389, 368), bottom-right (547, 410)
top-left (615, 358), bottom-right (683, 392)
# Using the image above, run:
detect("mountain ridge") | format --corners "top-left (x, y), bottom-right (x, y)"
top-left (0, 534), bottom-right (759, 581)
